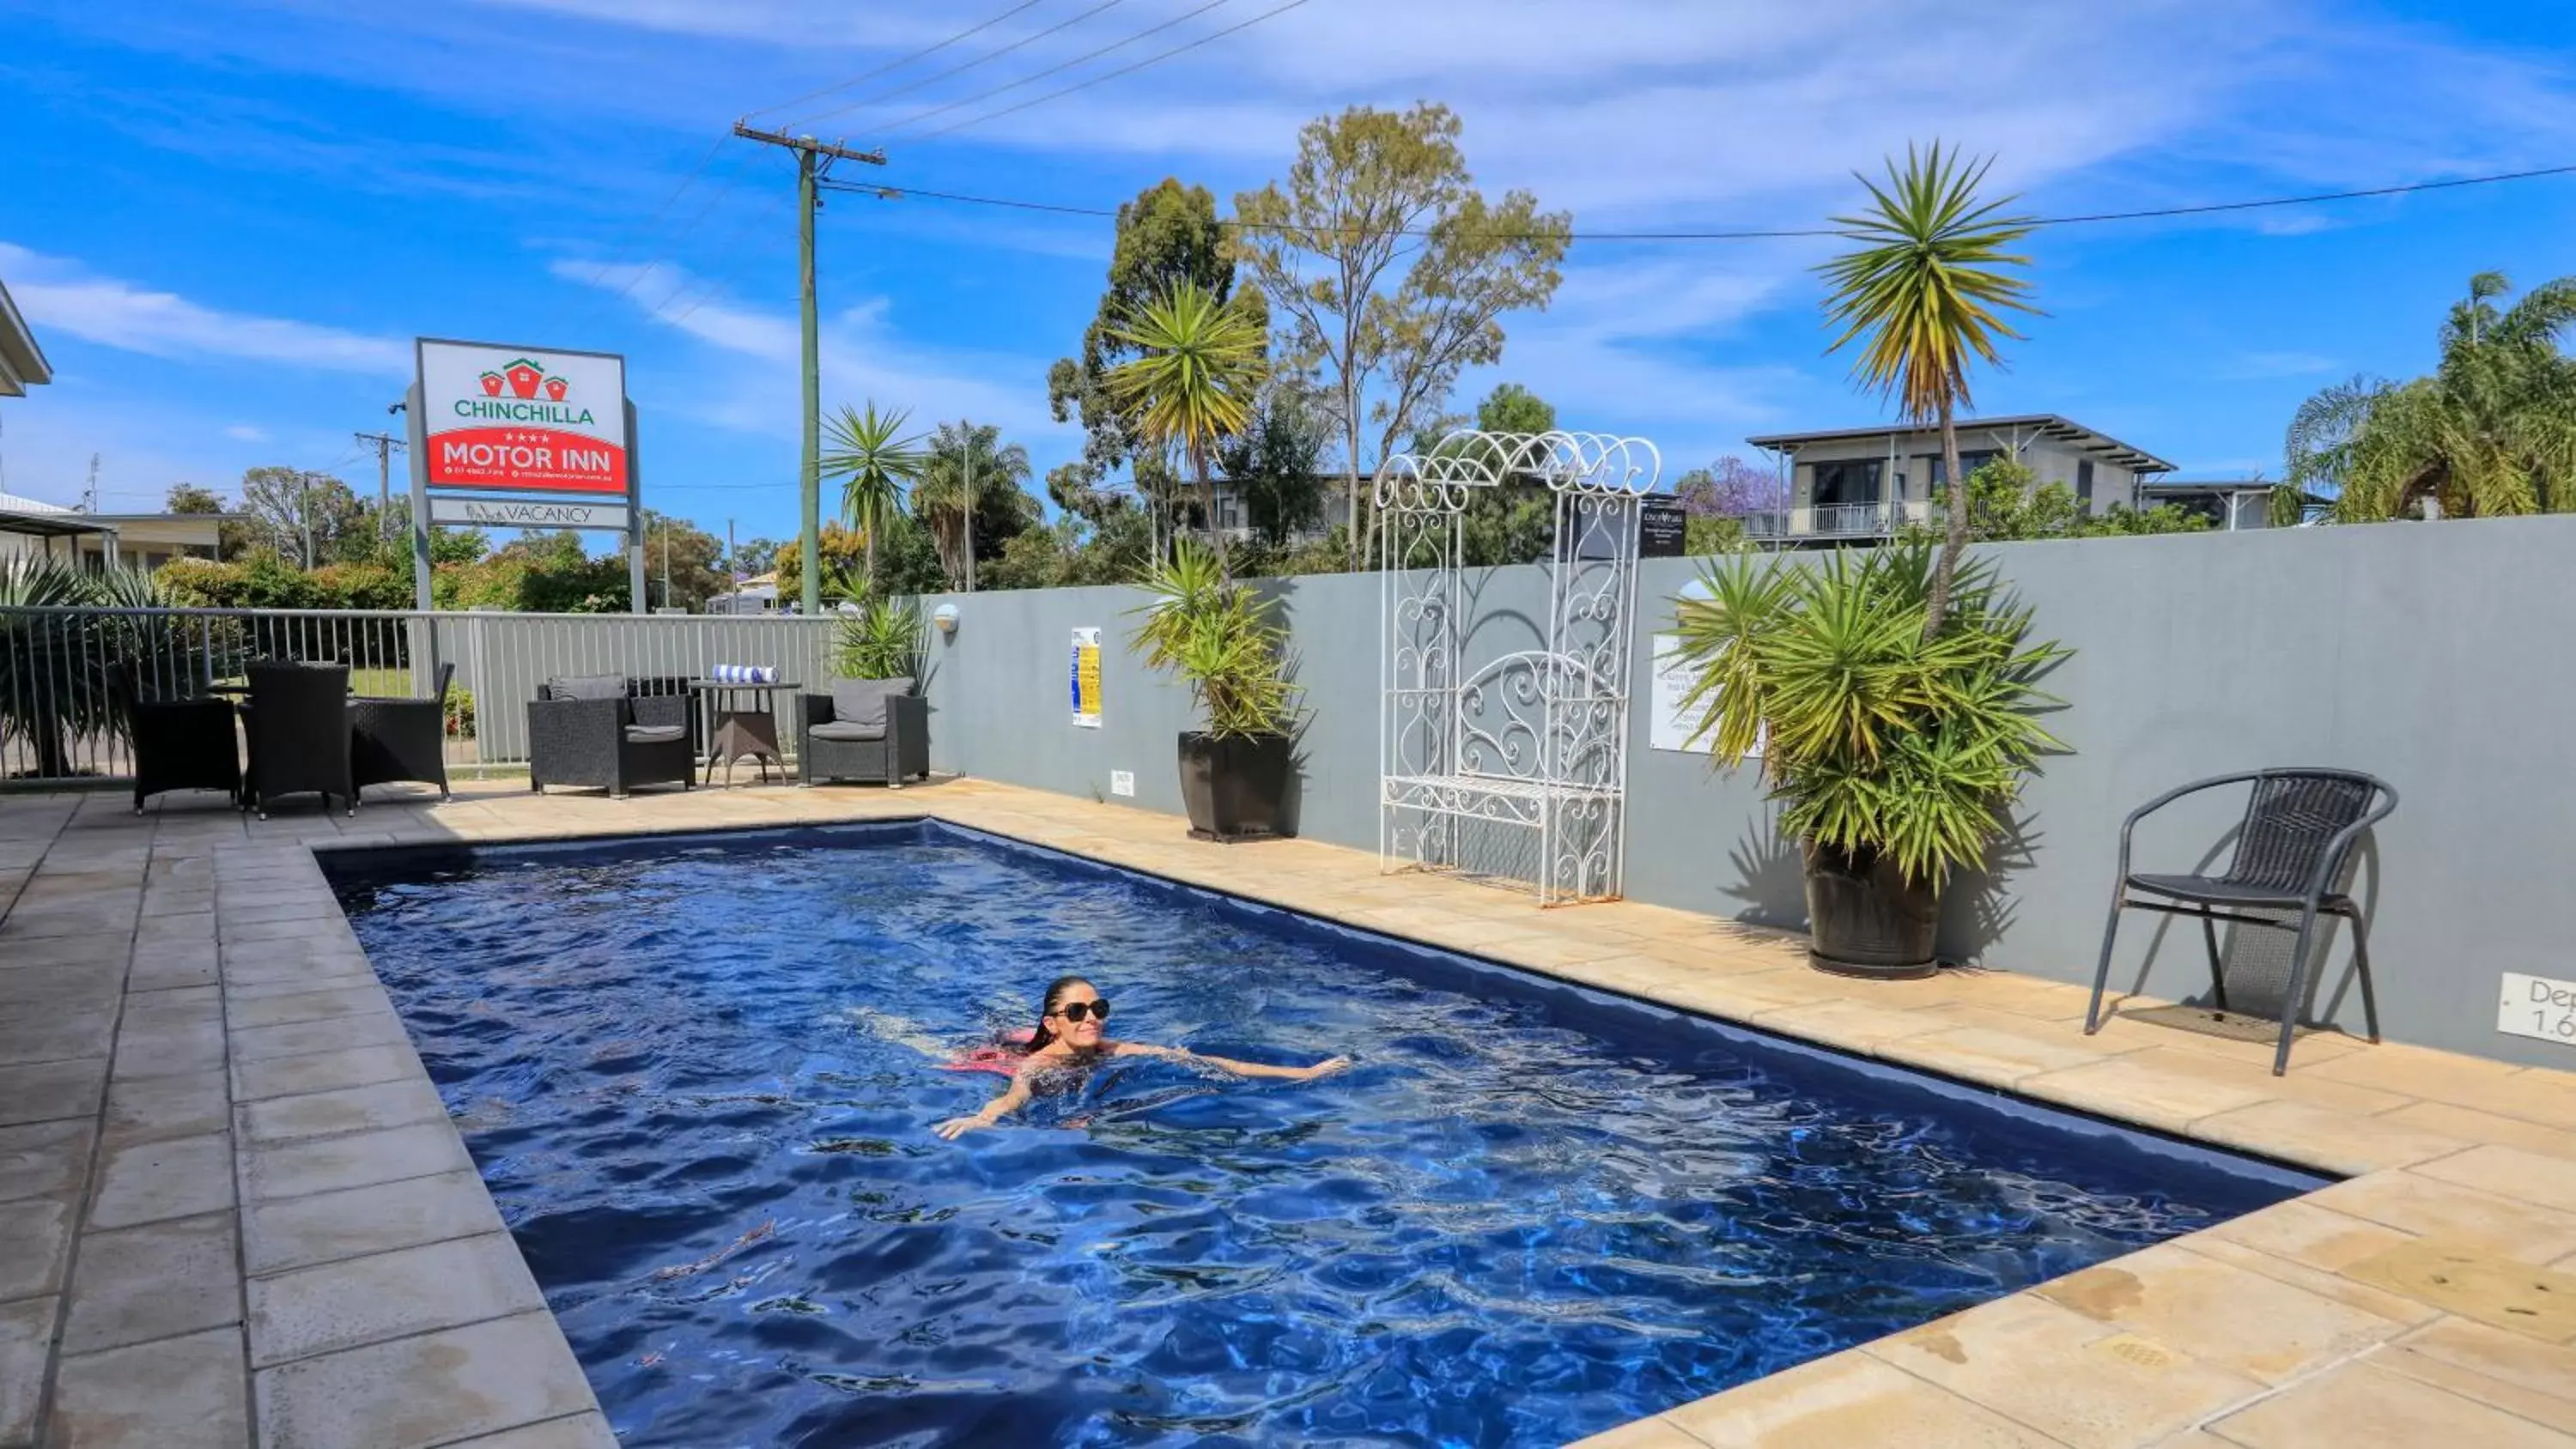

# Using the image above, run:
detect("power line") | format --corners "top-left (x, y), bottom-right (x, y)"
top-left (744, 0), bottom-right (1053, 123)
top-left (906, 0), bottom-right (1308, 142)
top-left (823, 159), bottom-right (2576, 242)
top-left (785, 0), bottom-right (1132, 133)
top-left (866, 0), bottom-right (1231, 140)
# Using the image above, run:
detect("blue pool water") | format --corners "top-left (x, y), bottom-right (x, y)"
top-left (329, 822), bottom-right (2319, 1449)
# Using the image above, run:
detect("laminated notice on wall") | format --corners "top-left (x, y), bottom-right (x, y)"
top-left (1070, 627), bottom-right (1103, 728)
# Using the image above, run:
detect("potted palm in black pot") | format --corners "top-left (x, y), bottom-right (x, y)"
top-left (1129, 540), bottom-right (1299, 841)
top-left (1670, 542), bottom-right (2065, 978)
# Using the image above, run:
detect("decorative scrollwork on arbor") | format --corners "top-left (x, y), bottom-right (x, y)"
top-left (1376, 428), bottom-right (1660, 905)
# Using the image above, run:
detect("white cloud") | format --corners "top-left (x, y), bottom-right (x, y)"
top-left (222, 424), bottom-right (271, 443)
top-left (2227, 351), bottom-right (2339, 379)
top-left (0, 243), bottom-right (409, 377)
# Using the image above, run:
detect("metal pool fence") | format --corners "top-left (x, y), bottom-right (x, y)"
top-left (0, 606), bottom-right (841, 785)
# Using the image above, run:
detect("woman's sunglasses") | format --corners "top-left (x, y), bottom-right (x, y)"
top-left (1052, 999), bottom-right (1112, 1024)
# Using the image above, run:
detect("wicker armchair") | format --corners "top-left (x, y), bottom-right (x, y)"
top-left (2085, 768), bottom-right (2397, 1075)
top-left (797, 677), bottom-right (928, 788)
top-left (526, 674), bottom-right (695, 798)
top-left (116, 679), bottom-right (240, 814)
top-left (351, 662), bottom-right (455, 801)
top-left (242, 660), bottom-right (355, 819)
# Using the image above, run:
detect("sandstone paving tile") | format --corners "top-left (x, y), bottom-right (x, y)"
top-left (0, 903), bottom-right (138, 943)
top-left (0, 1007), bottom-right (115, 1067)
top-left (228, 1010), bottom-right (411, 1064)
top-left (0, 1055), bottom-right (107, 1126)
top-left (2185, 1099), bottom-right (2470, 1177)
top-left (2176, 1233), bottom-right (2442, 1330)
top-left (63, 1210), bottom-right (241, 1354)
top-left (50, 1324), bottom-right (250, 1449)
top-left (0, 1294), bottom-right (54, 1447)
top-left (1563, 1416), bottom-right (1707, 1449)
top-left (214, 896), bottom-right (343, 924)
top-left (2382, 1316), bottom-right (2576, 1429)
top-left (232, 1042), bottom-right (425, 1103)
top-left (1880, 1022), bottom-right (2130, 1088)
top-left (2304, 1046), bottom-right (2576, 1129)
top-left (103, 1068), bottom-right (232, 1146)
top-left (2015, 1053), bottom-right (2278, 1132)
top-left (2032, 1241), bottom-right (2415, 1385)
top-left (127, 952), bottom-right (221, 995)
top-left (2203, 1359), bottom-right (2573, 1449)
top-left (89, 1130), bottom-right (234, 1228)
top-left (2341, 1238), bottom-right (2576, 1342)
top-left (243, 1118), bottom-right (472, 1202)
top-left (2410, 1143), bottom-right (2576, 1212)
top-left (0, 964), bottom-right (121, 1014)
top-left (0, 1118), bottom-right (93, 1204)
top-left (0, 1196), bottom-right (70, 1302)
top-left (225, 983), bottom-right (396, 1031)
top-left (440, 1413), bottom-right (623, 1448)
top-left (2206, 1198), bottom-right (2422, 1274)
top-left (1747, 997), bottom-right (1962, 1053)
top-left (118, 982), bottom-right (218, 1024)
top-left (2380, 1101), bottom-right (2576, 1162)
top-left (2304, 1171), bottom-right (2576, 1263)
top-left (249, 1230), bottom-right (545, 1367)
top-left (1864, 1291), bottom-right (2266, 1449)
top-left (109, 1013), bottom-right (227, 1081)
top-left (0, 931), bottom-right (130, 968)
top-left (1660, 1349), bottom-right (2063, 1447)
top-left (241, 1167), bottom-right (502, 1276)
top-left (238, 1076), bottom-right (448, 1147)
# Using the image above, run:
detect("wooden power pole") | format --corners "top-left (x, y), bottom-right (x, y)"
top-left (355, 430), bottom-right (405, 543)
top-left (728, 122), bottom-right (886, 616)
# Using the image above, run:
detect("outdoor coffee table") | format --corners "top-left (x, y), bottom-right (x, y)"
top-left (688, 679), bottom-right (801, 786)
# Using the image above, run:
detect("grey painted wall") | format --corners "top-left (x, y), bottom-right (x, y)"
top-left (914, 515), bottom-right (2576, 1070)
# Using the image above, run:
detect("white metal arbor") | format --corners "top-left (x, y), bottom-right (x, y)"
top-left (1377, 428), bottom-right (1662, 905)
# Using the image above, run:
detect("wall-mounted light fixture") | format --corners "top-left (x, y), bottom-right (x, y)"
top-left (933, 603), bottom-right (960, 637)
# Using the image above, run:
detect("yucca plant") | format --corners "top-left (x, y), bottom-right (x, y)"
top-left (1673, 540), bottom-right (2066, 889)
top-left (0, 558), bottom-right (215, 779)
top-left (1127, 540), bottom-right (1296, 738)
top-left (834, 597), bottom-right (925, 683)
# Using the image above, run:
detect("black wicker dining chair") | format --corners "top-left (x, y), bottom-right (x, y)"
top-left (242, 659), bottom-right (355, 819)
top-left (2084, 768), bottom-right (2397, 1075)
top-left (114, 676), bottom-right (240, 814)
top-left (351, 662), bottom-right (455, 802)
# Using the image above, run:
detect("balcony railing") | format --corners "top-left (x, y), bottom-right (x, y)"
top-left (1743, 499), bottom-right (1935, 541)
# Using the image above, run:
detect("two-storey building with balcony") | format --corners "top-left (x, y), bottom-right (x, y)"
top-left (1741, 414), bottom-right (2178, 545)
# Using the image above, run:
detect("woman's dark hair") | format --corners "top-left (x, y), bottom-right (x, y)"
top-left (1025, 975), bottom-right (1095, 1053)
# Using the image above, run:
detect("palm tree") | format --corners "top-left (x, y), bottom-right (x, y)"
top-left (912, 421), bottom-right (1034, 591)
top-left (819, 402), bottom-right (927, 597)
top-left (1104, 280), bottom-right (1267, 573)
top-left (1818, 142), bottom-right (2039, 638)
top-left (2287, 271), bottom-right (2576, 521)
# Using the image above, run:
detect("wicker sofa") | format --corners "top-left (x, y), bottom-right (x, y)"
top-left (796, 677), bottom-right (928, 788)
top-left (351, 663), bottom-right (455, 801)
top-left (527, 674), bottom-right (696, 797)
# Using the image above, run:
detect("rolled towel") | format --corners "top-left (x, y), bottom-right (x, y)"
top-left (709, 664), bottom-right (776, 684)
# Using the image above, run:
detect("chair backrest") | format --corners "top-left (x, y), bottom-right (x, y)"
top-left (247, 660), bottom-right (348, 711)
top-left (428, 661), bottom-right (455, 706)
top-left (542, 674), bottom-right (629, 701)
top-left (2226, 770), bottom-right (2391, 893)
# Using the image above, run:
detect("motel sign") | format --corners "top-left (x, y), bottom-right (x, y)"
top-left (405, 337), bottom-right (646, 611)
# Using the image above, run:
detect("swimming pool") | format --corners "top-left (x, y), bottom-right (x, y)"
top-left (328, 820), bottom-right (2322, 1448)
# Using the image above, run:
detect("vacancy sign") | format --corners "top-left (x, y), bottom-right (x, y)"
top-left (418, 339), bottom-right (629, 496)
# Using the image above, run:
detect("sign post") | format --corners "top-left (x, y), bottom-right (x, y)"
top-left (410, 338), bottom-right (641, 614)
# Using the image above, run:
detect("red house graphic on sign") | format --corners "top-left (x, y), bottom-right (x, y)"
top-left (544, 377), bottom-right (568, 401)
top-left (503, 360), bottom-right (546, 399)
top-left (478, 372), bottom-right (504, 397)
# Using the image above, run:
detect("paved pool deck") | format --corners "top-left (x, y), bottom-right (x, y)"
top-left (4, 776), bottom-right (2575, 1448)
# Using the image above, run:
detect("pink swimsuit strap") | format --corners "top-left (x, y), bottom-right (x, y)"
top-left (940, 1028), bottom-right (1037, 1076)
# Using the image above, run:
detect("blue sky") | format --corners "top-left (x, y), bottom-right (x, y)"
top-left (3, 0), bottom-right (2573, 541)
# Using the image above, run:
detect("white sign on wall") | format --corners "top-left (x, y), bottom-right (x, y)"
top-left (416, 338), bottom-right (630, 497)
top-left (2500, 973), bottom-right (2576, 1047)
top-left (1648, 634), bottom-right (1699, 753)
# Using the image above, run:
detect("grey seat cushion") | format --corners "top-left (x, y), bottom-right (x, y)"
top-left (809, 719), bottom-right (885, 743)
top-left (548, 674), bottom-right (629, 701)
top-left (829, 676), bottom-right (913, 733)
top-left (623, 723), bottom-right (687, 744)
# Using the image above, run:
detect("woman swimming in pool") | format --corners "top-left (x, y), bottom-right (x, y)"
top-left (933, 974), bottom-right (1349, 1139)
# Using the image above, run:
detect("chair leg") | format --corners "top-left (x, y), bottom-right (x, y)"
top-left (2342, 905), bottom-right (2382, 1045)
top-left (2085, 892), bottom-right (2126, 1034)
top-left (2270, 901), bottom-right (2325, 1076)
top-left (2200, 912), bottom-right (2229, 1014)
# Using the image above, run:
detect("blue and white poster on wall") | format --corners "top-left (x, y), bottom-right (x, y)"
top-left (1070, 627), bottom-right (1102, 729)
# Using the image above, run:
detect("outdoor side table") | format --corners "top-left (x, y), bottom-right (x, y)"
top-left (688, 680), bottom-right (801, 786)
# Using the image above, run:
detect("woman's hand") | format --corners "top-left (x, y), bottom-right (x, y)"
top-left (1293, 1056), bottom-right (1352, 1081)
top-left (934, 1115), bottom-right (992, 1141)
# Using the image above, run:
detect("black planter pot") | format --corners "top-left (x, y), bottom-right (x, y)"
top-left (1801, 840), bottom-right (1941, 979)
top-left (1176, 731), bottom-right (1294, 842)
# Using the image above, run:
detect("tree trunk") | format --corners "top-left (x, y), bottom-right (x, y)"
top-left (1923, 396), bottom-right (1965, 644)
top-left (862, 520), bottom-right (878, 604)
top-left (1194, 439), bottom-right (1227, 578)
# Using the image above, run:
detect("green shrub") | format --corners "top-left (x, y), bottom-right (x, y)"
top-left (1127, 540), bottom-right (1298, 737)
top-left (444, 685), bottom-right (476, 740)
top-left (834, 598), bottom-right (925, 681)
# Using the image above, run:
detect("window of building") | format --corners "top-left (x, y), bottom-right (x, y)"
top-left (1809, 459), bottom-right (1882, 506)
top-left (2077, 459), bottom-right (2095, 504)
top-left (1914, 450), bottom-right (2003, 485)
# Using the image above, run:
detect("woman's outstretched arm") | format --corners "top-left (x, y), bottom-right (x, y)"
top-left (935, 1070), bottom-right (1035, 1139)
top-left (1115, 1042), bottom-right (1351, 1081)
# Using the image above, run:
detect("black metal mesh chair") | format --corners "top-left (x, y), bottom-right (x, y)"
top-left (351, 662), bottom-right (454, 801)
top-left (2085, 768), bottom-right (2397, 1074)
top-left (242, 660), bottom-right (355, 819)
top-left (526, 674), bottom-right (695, 798)
top-left (115, 677), bottom-right (240, 814)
